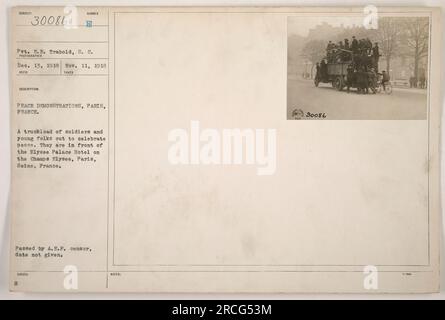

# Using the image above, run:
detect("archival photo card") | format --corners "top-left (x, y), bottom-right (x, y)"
top-left (287, 15), bottom-right (430, 120)
top-left (8, 6), bottom-right (442, 293)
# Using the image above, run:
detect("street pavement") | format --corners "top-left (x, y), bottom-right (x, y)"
top-left (287, 77), bottom-right (428, 120)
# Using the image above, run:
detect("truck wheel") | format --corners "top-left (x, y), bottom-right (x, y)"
top-left (335, 77), bottom-right (344, 91)
top-left (385, 83), bottom-right (393, 94)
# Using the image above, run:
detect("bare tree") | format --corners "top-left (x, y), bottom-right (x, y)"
top-left (374, 17), bottom-right (403, 74)
top-left (402, 17), bottom-right (429, 83)
top-left (300, 39), bottom-right (326, 78)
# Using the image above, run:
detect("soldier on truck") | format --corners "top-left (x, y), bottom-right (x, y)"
top-left (314, 35), bottom-right (381, 94)
top-left (346, 64), bottom-right (355, 93)
top-left (372, 43), bottom-right (380, 72)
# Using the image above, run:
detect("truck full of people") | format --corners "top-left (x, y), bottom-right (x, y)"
top-left (314, 36), bottom-right (390, 94)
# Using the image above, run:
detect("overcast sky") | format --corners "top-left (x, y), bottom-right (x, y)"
top-left (288, 16), bottom-right (365, 37)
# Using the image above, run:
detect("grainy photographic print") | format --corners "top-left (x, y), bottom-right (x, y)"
top-left (287, 16), bottom-right (430, 120)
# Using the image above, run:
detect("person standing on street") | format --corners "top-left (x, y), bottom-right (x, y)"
top-left (372, 42), bottom-right (380, 72)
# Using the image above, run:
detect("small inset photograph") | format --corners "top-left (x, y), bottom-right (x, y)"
top-left (287, 16), bottom-right (430, 120)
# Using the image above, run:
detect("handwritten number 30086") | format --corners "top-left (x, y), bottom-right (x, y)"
top-left (31, 15), bottom-right (66, 26)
